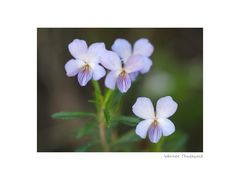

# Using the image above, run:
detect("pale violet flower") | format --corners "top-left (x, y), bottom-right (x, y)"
top-left (100, 50), bottom-right (144, 93)
top-left (65, 39), bottom-right (106, 86)
top-left (112, 38), bottom-right (154, 81)
top-left (132, 96), bottom-right (177, 143)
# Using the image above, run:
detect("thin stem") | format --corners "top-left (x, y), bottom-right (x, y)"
top-left (92, 80), bottom-right (109, 151)
top-left (97, 108), bottom-right (109, 151)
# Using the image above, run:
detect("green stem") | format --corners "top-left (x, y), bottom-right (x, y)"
top-left (92, 80), bottom-right (109, 151)
top-left (97, 108), bottom-right (109, 151)
top-left (155, 136), bottom-right (165, 152)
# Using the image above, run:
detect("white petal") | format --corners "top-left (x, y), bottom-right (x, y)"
top-left (100, 50), bottom-right (122, 70)
top-left (64, 59), bottom-right (85, 77)
top-left (132, 97), bottom-right (155, 119)
top-left (156, 96), bottom-right (178, 118)
top-left (85, 43), bottom-right (105, 64)
top-left (159, 118), bottom-right (175, 136)
top-left (140, 57), bottom-right (153, 74)
top-left (92, 64), bottom-right (106, 80)
top-left (124, 55), bottom-right (144, 73)
top-left (68, 39), bottom-right (87, 59)
top-left (88, 42), bottom-right (105, 58)
top-left (135, 119), bottom-right (153, 139)
top-left (111, 39), bottom-right (132, 59)
top-left (133, 38), bottom-right (154, 57)
top-left (105, 71), bottom-right (118, 89)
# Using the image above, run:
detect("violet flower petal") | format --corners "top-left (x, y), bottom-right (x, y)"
top-left (148, 123), bottom-right (162, 143)
top-left (116, 72), bottom-right (131, 93)
top-left (77, 66), bottom-right (93, 86)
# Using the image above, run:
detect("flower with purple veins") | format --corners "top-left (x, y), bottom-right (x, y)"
top-left (100, 50), bottom-right (144, 93)
top-left (65, 39), bottom-right (106, 86)
top-left (132, 96), bottom-right (177, 143)
top-left (112, 38), bottom-right (154, 81)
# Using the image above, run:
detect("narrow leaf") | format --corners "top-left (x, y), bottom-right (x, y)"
top-left (162, 131), bottom-right (188, 152)
top-left (104, 89), bottom-right (114, 105)
top-left (88, 100), bottom-right (96, 104)
top-left (111, 90), bottom-right (124, 107)
top-left (112, 116), bottom-right (141, 126)
top-left (51, 112), bottom-right (96, 120)
top-left (74, 121), bottom-right (96, 139)
top-left (111, 130), bottom-right (141, 146)
top-left (104, 109), bottom-right (111, 127)
top-left (75, 143), bottom-right (93, 152)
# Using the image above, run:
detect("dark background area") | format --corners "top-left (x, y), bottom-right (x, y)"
top-left (37, 28), bottom-right (203, 152)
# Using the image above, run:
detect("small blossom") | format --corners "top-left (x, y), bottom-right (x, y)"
top-left (132, 96), bottom-right (177, 143)
top-left (100, 50), bottom-right (144, 93)
top-left (65, 39), bottom-right (106, 86)
top-left (112, 38), bottom-right (154, 81)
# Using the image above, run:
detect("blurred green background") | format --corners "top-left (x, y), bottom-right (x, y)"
top-left (37, 28), bottom-right (203, 152)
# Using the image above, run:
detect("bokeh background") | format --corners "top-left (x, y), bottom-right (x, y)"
top-left (37, 28), bottom-right (203, 152)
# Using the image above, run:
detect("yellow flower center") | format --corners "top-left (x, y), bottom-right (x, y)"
top-left (84, 64), bottom-right (90, 70)
top-left (120, 69), bottom-right (127, 77)
top-left (153, 119), bottom-right (159, 126)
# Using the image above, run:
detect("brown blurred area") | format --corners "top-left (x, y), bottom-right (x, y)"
top-left (37, 28), bottom-right (203, 152)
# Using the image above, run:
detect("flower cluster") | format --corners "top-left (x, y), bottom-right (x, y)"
top-left (64, 38), bottom-right (178, 144)
top-left (111, 39), bottom-right (154, 81)
top-left (65, 38), bottom-right (153, 93)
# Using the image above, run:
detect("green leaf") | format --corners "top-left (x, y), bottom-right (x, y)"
top-left (74, 121), bottom-right (96, 139)
top-left (75, 143), bottom-right (93, 152)
top-left (162, 131), bottom-right (188, 152)
top-left (104, 89), bottom-right (114, 105)
top-left (88, 100), bottom-right (96, 104)
top-left (104, 109), bottom-right (111, 127)
top-left (111, 90), bottom-right (124, 107)
top-left (112, 116), bottom-right (141, 126)
top-left (51, 112), bottom-right (96, 120)
top-left (111, 130), bottom-right (141, 146)
top-left (75, 141), bottom-right (100, 152)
